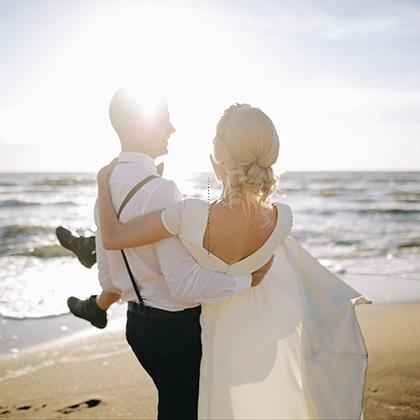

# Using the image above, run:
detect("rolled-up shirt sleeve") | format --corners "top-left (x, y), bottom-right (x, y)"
top-left (94, 200), bottom-right (122, 294)
top-left (156, 237), bottom-right (252, 304)
top-left (148, 181), bottom-right (252, 304)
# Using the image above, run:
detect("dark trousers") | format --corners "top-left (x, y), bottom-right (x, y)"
top-left (125, 305), bottom-right (202, 420)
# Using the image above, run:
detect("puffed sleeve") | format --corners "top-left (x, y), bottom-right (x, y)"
top-left (160, 198), bottom-right (187, 235)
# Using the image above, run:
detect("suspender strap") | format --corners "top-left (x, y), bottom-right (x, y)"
top-left (118, 174), bottom-right (159, 218)
top-left (117, 174), bottom-right (159, 304)
top-left (120, 250), bottom-right (143, 304)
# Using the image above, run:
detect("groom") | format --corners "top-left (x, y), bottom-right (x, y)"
top-left (85, 87), bottom-right (270, 420)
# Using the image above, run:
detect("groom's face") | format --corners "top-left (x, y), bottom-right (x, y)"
top-left (144, 103), bottom-right (175, 158)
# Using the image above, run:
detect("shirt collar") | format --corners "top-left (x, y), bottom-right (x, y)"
top-left (118, 151), bottom-right (157, 173)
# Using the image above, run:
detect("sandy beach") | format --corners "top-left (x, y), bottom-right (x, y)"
top-left (0, 302), bottom-right (419, 419)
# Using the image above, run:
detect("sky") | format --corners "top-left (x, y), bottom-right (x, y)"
top-left (0, 0), bottom-right (419, 177)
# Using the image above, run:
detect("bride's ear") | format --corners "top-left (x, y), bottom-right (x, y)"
top-left (210, 154), bottom-right (225, 182)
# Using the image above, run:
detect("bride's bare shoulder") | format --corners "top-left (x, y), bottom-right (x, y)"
top-left (183, 198), bottom-right (209, 208)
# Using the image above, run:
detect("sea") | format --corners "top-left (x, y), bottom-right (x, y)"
top-left (0, 171), bottom-right (420, 321)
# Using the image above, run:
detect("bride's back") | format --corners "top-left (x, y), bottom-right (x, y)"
top-left (203, 202), bottom-right (278, 265)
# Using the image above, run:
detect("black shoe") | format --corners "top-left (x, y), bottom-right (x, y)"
top-left (56, 226), bottom-right (97, 269)
top-left (67, 295), bottom-right (107, 329)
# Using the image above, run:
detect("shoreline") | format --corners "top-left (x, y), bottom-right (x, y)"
top-left (3, 270), bottom-right (420, 356)
top-left (0, 301), bottom-right (420, 419)
top-left (1, 298), bottom-right (419, 357)
top-left (0, 303), bottom-right (127, 355)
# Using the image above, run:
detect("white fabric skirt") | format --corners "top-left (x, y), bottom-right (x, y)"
top-left (198, 237), bottom-right (370, 419)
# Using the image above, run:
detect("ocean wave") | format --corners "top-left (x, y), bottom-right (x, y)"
top-left (308, 207), bottom-right (420, 216)
top-left (278, 186), bottom-right (367, 195)
top-left (32, 178), bottom-right (95, 187)
top-left (0, 257), bottom-right (97, 319)
top-left (45, 200), bottom-right (79, 207)
top-left (0, 199), bottom-right (78, 209)
top-left (390, 192), bottom-right (420, 202)
top-left (15, 245), bottom-right (74, 258)
top-left (396, 240), bottom-right (420, 249)
top-left (350, 197), bottom-right (376, 203)
top-left (319, 189), bottom-right (338, 197)
top-left (0, 308), bottom-right (70, 320)
top-left (0, 224), bottom-right (52, 240)
top-left (0, 199), bottom-right (41, 208)
top-left (334, 239), bottom-right (362, 246)
top-left (357, 208), bottom-right (420, 215)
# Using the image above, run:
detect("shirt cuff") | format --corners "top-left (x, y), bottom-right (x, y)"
top-left (235, 274), bottom-right (252, 292)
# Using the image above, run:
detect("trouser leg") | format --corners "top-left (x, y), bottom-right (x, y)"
top-left (125, 309), bottom-right (202, 420)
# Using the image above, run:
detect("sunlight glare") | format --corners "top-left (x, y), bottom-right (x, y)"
top-left (121, 82), bottom-right (168, 119)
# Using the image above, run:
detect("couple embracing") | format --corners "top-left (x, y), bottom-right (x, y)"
top-left (66, 87), bottom-right (371, 420)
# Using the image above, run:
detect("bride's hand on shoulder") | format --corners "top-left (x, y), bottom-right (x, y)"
top-left (97, 158), bottom-right (118, 183)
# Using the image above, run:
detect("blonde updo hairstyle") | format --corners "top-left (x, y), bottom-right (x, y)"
top-left (212, 103), bottom-right (279, 217)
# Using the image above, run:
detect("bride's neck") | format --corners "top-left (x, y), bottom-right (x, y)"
top-left (217, 195), bottom-right (271, 213)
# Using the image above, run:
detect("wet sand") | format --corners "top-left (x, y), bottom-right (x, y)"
top-left (1, 302), bottom-right (420, 419)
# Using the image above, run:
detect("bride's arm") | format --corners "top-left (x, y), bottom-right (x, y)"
top-left (97, 162), bottom-right (173, 250)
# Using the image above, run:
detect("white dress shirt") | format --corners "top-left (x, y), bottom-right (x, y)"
top-left (95, 151), bottom-right (252, 311)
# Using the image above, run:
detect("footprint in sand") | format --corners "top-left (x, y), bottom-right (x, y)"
top-left (0, 404), bottom-right (47, 416)
top-left (57, 399), bottom-right (102, 414)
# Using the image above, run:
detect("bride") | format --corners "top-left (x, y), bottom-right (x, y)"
top-left (97, 103), bottom-right (371, 419)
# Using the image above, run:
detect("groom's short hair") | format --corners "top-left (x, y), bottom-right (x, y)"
top-left (109, 86), bottom-right (167, 141)
top-left (109, 87), bottom-right (140, 140)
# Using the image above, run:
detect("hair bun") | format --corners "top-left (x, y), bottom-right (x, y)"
top-left (212, 104), bottom-right (279, 216)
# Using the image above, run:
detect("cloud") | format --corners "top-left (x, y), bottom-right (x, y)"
top-left (264, 1), bottom-right (420, 40)
top-left (312, 12), bottom-right (420, 41)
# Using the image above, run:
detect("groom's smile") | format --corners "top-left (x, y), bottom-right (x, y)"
top-left (156, 109), bottom-right (176, 156)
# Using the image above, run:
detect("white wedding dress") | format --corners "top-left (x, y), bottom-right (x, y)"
top-left (161, 198), bottom-right (371, 420)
